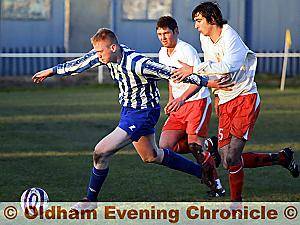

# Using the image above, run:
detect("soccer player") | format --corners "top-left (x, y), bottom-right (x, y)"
top-left (172, 2), bottom-right (299, 202)
top-left (156, 16), bottom-right (225, 197)
top-left (32, 28), bottom-right (232, 209)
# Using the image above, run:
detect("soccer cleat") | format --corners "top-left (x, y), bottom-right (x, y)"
top-left (279, 147), bottom-right (299, 178)
top-left (205, 136), bottom-right (221, 168)
top-left (206, 187), bottom-right (226, 198)
top-left (70, 197), bottom-right (98, 211)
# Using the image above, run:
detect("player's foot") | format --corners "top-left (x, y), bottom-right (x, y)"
top-left (71, 197), bottom-right (97, 211)
top-left (279, 147), bottom-right (299, 178)
top-left (206, 187), bottom-right (226, 198)
top-left (205, 136), bottom-right (221, 168)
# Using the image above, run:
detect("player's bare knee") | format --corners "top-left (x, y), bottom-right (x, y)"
top-left (93, 151), bottom-right (102, 164)
top-left (93, 150), bottom-right (109, 164)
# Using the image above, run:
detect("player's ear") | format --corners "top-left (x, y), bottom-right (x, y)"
top-left (210, 18), bottom-right (217, 25)
top-left (111, 44), bottom-right (117, 53)
top-left (174, 27), bottom-right (179, 35)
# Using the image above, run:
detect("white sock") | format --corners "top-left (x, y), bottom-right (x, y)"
top-left (215, 178), bottom-right (222, 189)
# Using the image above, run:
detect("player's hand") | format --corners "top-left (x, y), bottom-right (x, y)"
top-left (164, 97), bottom-right (185, 114)
top-left (207, 74), bottom-right (234, 90)
top-left (32, 68), bottom-right (54, 83)
top-left (164, 104), bottom-right (170, 115)
top-left (172, 60), bottom-right (193, 82)
top-left (214, 95), bottom-right (220, 117)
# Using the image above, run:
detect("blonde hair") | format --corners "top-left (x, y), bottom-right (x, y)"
top-left (90, 28), bottom-right (119, 45)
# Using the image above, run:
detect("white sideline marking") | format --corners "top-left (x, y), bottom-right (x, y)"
top-left (0, 150), bottom-right (136, 158)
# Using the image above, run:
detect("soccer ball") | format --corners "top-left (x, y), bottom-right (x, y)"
top-left (20, 187), bottom-right (49, 215)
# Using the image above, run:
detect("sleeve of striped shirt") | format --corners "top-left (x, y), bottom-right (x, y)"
top-left (52, 49), bottom-right (102, 76)
top-left (141, 59), bottom-right (208, 87)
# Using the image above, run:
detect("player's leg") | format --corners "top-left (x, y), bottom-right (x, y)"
top-left (219, 144), bottom-right (229, 169)
top-left (217, 97), bottom-right (244, 202)
top-left (131, 104), bottom-right (216, 188)
top-left (221, 93), bottom-right (263, 202)
top-left (225, 136), bottom-right (246, 202)
top-left (160, 124), bottom-right (223, 190)
top-left (87, 127), bottom-right (132, 202)
top-left (185, 98), bottom-right (224, 195)
top-left (188, 135), bottom-right (225, 197)
top-left (159, 130), bottom-right (189, 153)
top-left (185, 97), bottom-right (220, 164)
top-left (159, 110), bottom-right (190, 154)
top-left (188, 134), bottom-right (225, 197)
top-left (133, 133), bottom-right (163, 163)
top-left (134, 133), bottom-right (199, 175)
top-left (229, 94), bottom-right (299, 176)
top-left (204, 136), bottom-right (221, 167)
top-left (133, 133), bottom-right (215, 188)
top-left (222, 140), bottom-right (299, 201)
top-left (241, 149), bottom-right (299, 177)
top-left (187, 135), bottom-right (205, 162)
top-left (71, 127), bottom-right (132, 210)
top-left (185, 97), bottom-right (213, 162)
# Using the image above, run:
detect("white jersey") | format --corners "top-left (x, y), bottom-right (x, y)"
top-left (159, 39), bottom-right (210, 101)
top-left (193, 24), bottom-right (258, 105)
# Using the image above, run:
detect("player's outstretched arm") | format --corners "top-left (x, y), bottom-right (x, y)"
top-left (141, 59), bottom-right (208, 87)
top-left (54, 49), bottom-right (101, 76)
top-left (32, 50), bottom-right (102, 84)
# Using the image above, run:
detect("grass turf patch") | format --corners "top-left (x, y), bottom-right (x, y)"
top-left (0, 84), bottom-right (299, 201)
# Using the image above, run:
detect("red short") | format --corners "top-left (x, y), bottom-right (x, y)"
top-left (218, 93), bottom-right (260, 148)
top-left (162, 97), bottom-right (212, 137)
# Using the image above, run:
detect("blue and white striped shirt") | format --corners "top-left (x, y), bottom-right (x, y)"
top-left (53, 45), bottom-right (207, 109)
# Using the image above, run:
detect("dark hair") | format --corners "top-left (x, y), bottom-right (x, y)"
top-left (156, 16), bottom-right (178, 33)
top-left (90, 28), bottom-right (119, 45)
top-left (192, 1), bottom-right (227, 27)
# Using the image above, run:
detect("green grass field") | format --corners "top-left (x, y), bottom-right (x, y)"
top-left (0, 82), bottom-right (299, 202)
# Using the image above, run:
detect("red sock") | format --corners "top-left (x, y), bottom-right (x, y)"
top-left (242, 152), bottom-right (273, 168)
top-left (201, 151), bottom-right (219, 180)
top-left (229, 164), bottom-right (244, 202)
top-left (173, 138), bottom-right (190, 154)
top-left (278, 152), bottom-right (286, 165)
